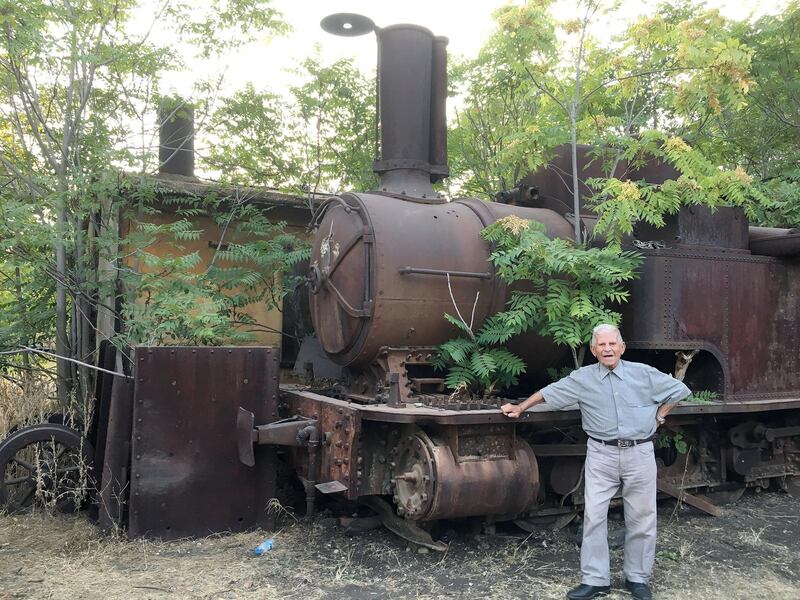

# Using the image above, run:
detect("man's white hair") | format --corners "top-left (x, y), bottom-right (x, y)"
top-left (591, 323), bottom-right (624, 347)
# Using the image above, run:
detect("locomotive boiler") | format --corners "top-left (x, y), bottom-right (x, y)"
top-left (234, 15), bottom-right (800, 547)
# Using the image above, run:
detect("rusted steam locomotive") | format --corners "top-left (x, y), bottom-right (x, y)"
top-left (3, 15), bottom-right (798, 548)
top-left (234, 15), bottom-right (800, 548)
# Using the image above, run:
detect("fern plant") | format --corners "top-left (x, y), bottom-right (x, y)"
top-left (432, 319), bottom-right (527, 399)
top-left (435, 216), bottom-right (640, 397)
top-left (656, 430), bottom-right (690, 455)
top-left (686, 390), bottom-right (719, 404)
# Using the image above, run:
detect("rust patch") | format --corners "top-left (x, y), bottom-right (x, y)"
top-left (283, 390), bottom-right (362, 500)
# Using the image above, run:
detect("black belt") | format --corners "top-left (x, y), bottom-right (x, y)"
top-left (588, 435), bottom-right (654, 448)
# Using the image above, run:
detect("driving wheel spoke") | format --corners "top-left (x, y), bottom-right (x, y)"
top-left (17, 484), bottom-right (37, 507)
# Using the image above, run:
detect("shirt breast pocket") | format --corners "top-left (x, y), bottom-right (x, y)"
top-left (623, 396), bottom-right (652, 408)
top-left (620, 381), bottom-right (653, 408)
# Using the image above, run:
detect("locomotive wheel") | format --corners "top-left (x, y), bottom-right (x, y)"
top-left (389, 430), bottom-right (437, 520)
top-left (0, 423), bottom-right (94, 514)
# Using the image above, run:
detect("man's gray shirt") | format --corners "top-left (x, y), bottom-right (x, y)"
top-left (540, 360), bottom-right (691, 440)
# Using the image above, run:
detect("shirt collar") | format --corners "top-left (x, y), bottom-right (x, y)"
top-left (598, 360), bottom-right (624, 380)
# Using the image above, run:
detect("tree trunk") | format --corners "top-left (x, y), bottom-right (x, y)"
top-left (96, 191), bottom-right (119, 350)
top-left (570, 108), bottom-right (581, 244)
top-left (15, 267), bottom-right (32, 386)
top-left (74, 214), bottom-right (93, 404)
top-left (55, 200), bottom-right (71, 408)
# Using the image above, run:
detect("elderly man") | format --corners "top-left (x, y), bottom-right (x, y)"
top-left (501, 324), bottom-right (690, 600)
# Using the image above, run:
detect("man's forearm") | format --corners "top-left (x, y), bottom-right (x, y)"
top-left (501, 390), bottom-right (546, 418)
top-left (519, 390), bottom-right (545, 411)
top-left (657, 402), bottom-right (678, 420)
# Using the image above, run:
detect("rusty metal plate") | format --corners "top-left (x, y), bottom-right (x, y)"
top-left (88, 341), bottom-right (118, 523)
top-left (623, 247), bottom-right (800, 402)
top-left (727, 259), bottom-right (800, 397)
top-left (129, 347), bottom-right (278, 539)
top-left (97, 372), bottom-right (134, 533)
top-left (671, 256), bottom-right (728, 348)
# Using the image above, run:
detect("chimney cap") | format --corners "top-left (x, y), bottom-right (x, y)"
top-left (320, 13), bottom-right (375, 37)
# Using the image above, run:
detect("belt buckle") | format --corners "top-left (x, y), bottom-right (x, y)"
top-left (617, 439), bottom-right (633, 448)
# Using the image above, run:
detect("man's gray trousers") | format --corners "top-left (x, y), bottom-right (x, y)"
top-left (581, 437), bottom-right (657, 586)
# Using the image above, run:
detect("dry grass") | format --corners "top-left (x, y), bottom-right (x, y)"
top-left (265, 497), bottom-right (299, 523)
top-left (1, 493), bottom-right (799, 599)
top-left (0, 378), bottom-right (57, 439)
top-left (0, 512), bottom-right (572, 599)
top-left (0, 478), bottom-right (800, 600)
top-left (0, 513), bottom-right (284, 599)
top-left (738, 525), bottom-right (768, 545)
top-left (0, 372), bottom-right (96, 439)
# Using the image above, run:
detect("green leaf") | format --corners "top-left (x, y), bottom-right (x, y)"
top-left (444, 313), bottom-right (475, 337)
top-left (470, 352), bottom-right (498, 379)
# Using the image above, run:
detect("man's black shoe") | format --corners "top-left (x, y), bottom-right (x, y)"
top-left (566, 584), bottom-right (611, 599)
top-left (625, 580), bottom-right (653, 600)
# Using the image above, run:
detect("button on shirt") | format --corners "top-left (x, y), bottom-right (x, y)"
top-left (540, 360), bottom-right (691, 440)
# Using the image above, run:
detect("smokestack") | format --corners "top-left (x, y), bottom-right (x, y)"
top-left (158, 99), bottom-right (194, 177)
top-left (429, 35), bottom-right (449, 183)
top-left (374, 24), bottom-right (440, 197)
top-left (320, 14), bottom-right (450, 197)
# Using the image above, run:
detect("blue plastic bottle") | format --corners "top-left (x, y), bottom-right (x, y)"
top-left (254, 539), bottom-right (274, 556)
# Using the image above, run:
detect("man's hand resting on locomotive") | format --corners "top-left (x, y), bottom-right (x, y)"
top-left (500, 390), bottom-right (544, 418)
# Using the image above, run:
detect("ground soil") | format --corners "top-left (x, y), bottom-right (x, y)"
top-left (1, 490), bottom-right (798, 600)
